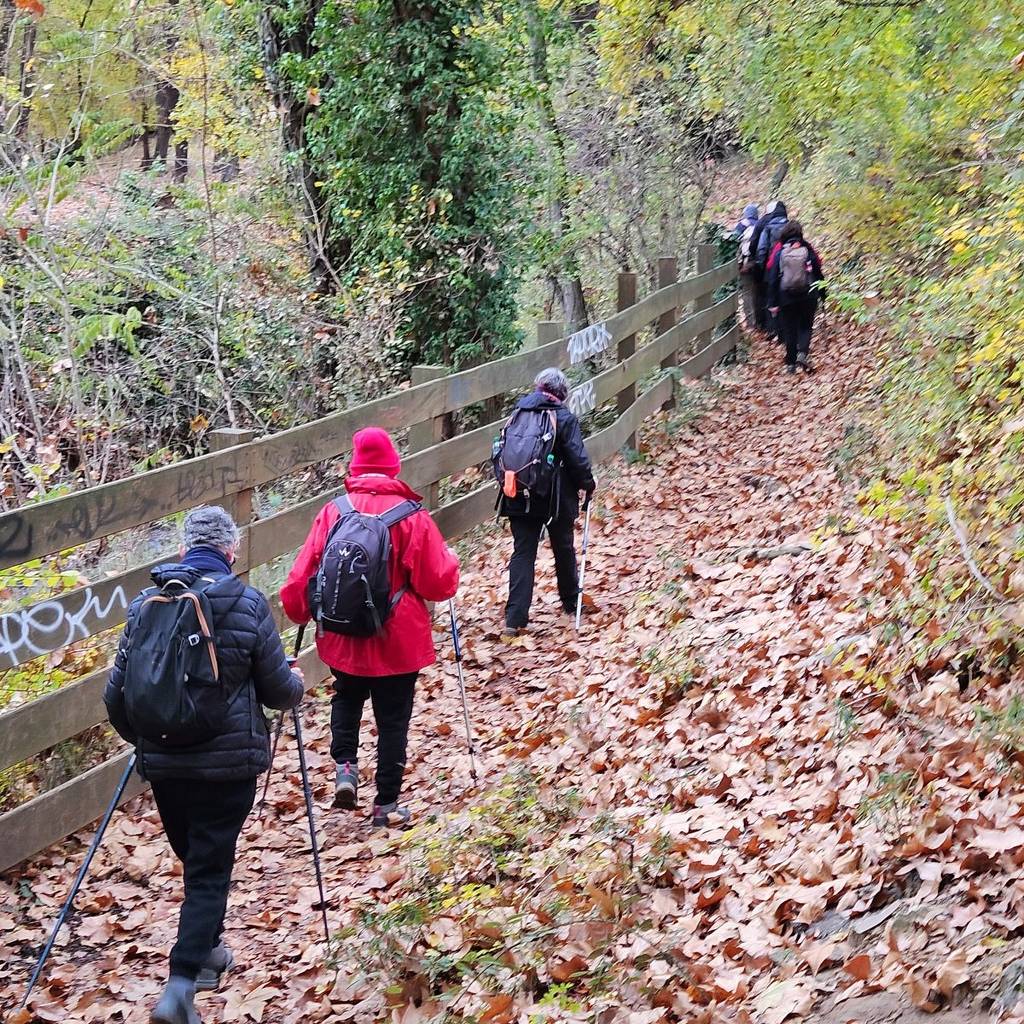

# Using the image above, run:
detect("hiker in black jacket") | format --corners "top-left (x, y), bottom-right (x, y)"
top-left (498, 368), bottom-right (595, 636)
top-left (765, 220), bottom-right (826, 374)
top-left (747, 199), bottom-right (788, 332)
top-left (104, 505), bottom-right (304, 1024)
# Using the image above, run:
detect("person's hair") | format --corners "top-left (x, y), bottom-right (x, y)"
top-left (183, 505), bottom-right (239, 553)
top-left (535, 367), bottom-right (569, 400)
top-left (779, 220), bottom-right (804, 243)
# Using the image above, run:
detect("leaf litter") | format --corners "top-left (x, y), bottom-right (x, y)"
top-left (3, 330), bottom-right (1024, 1023)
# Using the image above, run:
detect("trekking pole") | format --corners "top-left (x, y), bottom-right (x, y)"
top-left (291, 704), bottom-right (331, 947)
top-left (574, 498), bottom-right (594, 632)
top-left (448, 599), bottom-right (479, 783)
top-left (22, 752), bottom-right (137, 1008)
top-left (259, 624), bottom-right (305, 815)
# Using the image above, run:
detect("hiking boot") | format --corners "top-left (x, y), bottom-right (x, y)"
top-left (333, 761), bottom-right (358, 810)
top-left (502, 625), bottom-right (524, 638)
top-left (151, 976), bottom-right (201, 1024)
top-left (785, 364), bottom-right (797, 374)
top-left (797, 352), bottom-right (814, 373)
top-left (372, 801), bottom-right (412, 829)
top-left (564, 600), bottom-right (593, 617)
top-left (195, 942), bottom-right (233, 992)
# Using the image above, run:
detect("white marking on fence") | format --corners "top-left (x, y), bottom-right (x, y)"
top-left (568, 380), bottom-right (597, 418)
top-left (0, 586), bottom-right (128, 668)
top-left (566, 322), bottom-right (611, 365)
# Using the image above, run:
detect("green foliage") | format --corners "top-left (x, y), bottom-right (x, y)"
top-left (269, 0), bottom-right (532, 369)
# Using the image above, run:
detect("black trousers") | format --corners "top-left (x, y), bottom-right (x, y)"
top-left (151, 776), bottom-right (256, 981)
top-left (330, 672), bottom-right (417, 805)
top-left (778, 297), bottom-right (817, 366)
top-left (505, 515), bottom-right (578, 628)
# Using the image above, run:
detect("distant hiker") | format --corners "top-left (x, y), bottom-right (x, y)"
top-left (747, 199), bottom-right (788, 332)
top-left (734, 202), bottom-right (760, 326)
top-left (104, 506), bottom-right (304, 1024)
top-left (281, 427), bottom-right (459, 829)
top-left (494, 367), bottom-right (595, 636)
top-left (765, 220), bottom-right (825, 374)
top-left (732, 202), bottom-right (759, 239)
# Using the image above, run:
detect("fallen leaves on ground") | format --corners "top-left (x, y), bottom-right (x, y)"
top-left (3, 329), bottom-right (1024, 1023)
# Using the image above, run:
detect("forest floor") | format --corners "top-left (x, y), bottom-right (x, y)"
top-left (4, 325), bottom-right (1024, 1024)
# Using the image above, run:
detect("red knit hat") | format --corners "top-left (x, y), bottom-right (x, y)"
top-left (350, 427), bottom-right (401, 478)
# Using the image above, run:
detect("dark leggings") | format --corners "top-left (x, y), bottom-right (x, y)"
top-left (330, 672), bottom-right (417, 805)
top-left (505, 515), bottom-right (578, 628)
top-left (152, 776), bottom-right (257, 981)
top-left (777, 296), bottom-right (817, 365)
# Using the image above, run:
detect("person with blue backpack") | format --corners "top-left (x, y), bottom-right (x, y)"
top-left (281, 427), bottom-right (459, 829)
top-left (493, 367), bottom-right (595, 637)
top-left (747, 199), bottom-right (788, 333)
top-left (104, 506), bottom-right (304, 1024)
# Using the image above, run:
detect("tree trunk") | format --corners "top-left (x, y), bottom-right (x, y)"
top-left (14, 17), bottom-right (36, 142)
top-left (527, 3), bottom-right (589, 332)
top-left (172, 138), bottom-right (188, 181)
top-left (260, 1), bottom-right (346, 292)
top-left (153, 79), bottom-right (179, 166)
top-left (0, 0), bottom-right (16, 81)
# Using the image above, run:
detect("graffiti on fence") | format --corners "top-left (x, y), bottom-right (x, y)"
top-left (568, 380), bottom-right (597, 418)
top-left (0, 516), bottom-right (32, 561)
top-left (566, 322), bottom-right (611, 365)
top-left (0, 585), bottom-right (129, 668)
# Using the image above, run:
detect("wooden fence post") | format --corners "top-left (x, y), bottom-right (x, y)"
top-left (693, 244), bottom-right (716, 355)
top-left (616, 272), bottom-right (638, 450)
top-left (409, 365), bottom-right (447, 510)
top-left (209, 427), bottom-right (256, 579)
top-left (656, 257), bottom-right (679, 412)
top-left (536, 321), bottom-right (565, 352)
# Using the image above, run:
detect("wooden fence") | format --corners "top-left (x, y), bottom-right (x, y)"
top-left (0, 250), bottom-right (738, 872)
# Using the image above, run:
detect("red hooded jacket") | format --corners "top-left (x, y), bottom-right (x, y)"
top-left (280, 475), bottom-right (460, 677)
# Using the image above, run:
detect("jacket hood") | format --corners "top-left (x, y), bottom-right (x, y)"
top-left (743, 203), bottom-right (759, 220)
top-left (518, 390), bottom-right (562, 411)
top-left (345, 474), bottom-right (423, 501)
top-left (151, 562), bottom-right (206, 587)
top-left (770, 202), bottom-right (788, 220)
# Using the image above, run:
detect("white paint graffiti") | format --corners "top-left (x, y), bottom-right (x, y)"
top-left (566, 322), bottom-right (611, 365)
top-left (568, 380), bottom-right (597, 418)
top-left (0, 585), bottom-right (128, 668)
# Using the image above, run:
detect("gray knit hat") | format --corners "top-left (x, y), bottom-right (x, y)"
top-left (183, 505), bottom-right (239, 552)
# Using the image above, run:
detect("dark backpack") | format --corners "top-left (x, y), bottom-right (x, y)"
top-left (492, 407), bottom-right (559, 513)
top-left (308, 494), bottom-right (420, 637)
top-left (123, 576), bottom-right (237, 747)
top-left (780, 242), bottom-right (812, 294)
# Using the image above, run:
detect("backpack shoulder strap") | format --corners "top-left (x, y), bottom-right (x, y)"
top-left (380, 499), bottom-right (422, 528)
top-left (333, 493), bottom-right (355, 517)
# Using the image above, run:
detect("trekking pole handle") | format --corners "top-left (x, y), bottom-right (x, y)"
top-left (448, 599), bottom-right (462, 662)
top-left (288, 623), bottom-right (307, 666)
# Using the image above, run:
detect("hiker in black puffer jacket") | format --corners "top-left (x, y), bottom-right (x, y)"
top-left (497, 367), bottom-right (595, 636)
top-left (104, 505), bottom-right (303, 1024)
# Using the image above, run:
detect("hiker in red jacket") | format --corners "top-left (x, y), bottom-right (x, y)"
top-left (281, 427), bottom-right (459, 827)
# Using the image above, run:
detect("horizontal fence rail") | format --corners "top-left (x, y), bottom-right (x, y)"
top-left (0, 252), bottom-right (738, 873)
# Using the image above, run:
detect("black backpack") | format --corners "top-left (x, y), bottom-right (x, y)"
top-left (308, 495), bottom-right (420, 637)
top-left (492, 407), bottom-right (559, 514)
top-left (123, 576), bottom-right (237, 747)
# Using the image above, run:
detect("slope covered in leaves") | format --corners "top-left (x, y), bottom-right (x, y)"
top-left (4, 329), bottom-right (1024, 1024)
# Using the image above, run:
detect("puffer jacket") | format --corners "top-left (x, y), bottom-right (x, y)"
top-left (104, 557), bottom-right (303, 782)
top-left (498, 389), bottom-right (595, 523)
top-left (765, 237), bottom-right (825, 308)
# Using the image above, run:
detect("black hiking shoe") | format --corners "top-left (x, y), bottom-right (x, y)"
top-left (785, 364), bottom-right (797, 374)
top-left (502, 625), bottom-right (524, 638)
top-left (372, 801), bottom-right (412, 829)
top-left (796, 352), bottom-right (814, 373)
top-left (151, 977), bottom-right (201, 1024)
top-left (195, 942), bottom-right (233, 992)
top-left (333, 761), bottom-right (358, 810)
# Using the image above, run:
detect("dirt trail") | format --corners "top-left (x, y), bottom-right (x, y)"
top-left (1, 327), bottom-right (1015, 1023)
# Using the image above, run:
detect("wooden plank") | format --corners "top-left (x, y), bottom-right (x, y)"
top-left (692, 245), bottom-right (716, 357)
top-left (0, 750), bottom-right (146, 874)
top-left (680, 324), bottom-right (740, 380)
top-left (676, 260), bottom-right (736, 306)
top-left (0, 665), bottom-right (108, 773)
top-left (433, 484), bottom-right (496, 542)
